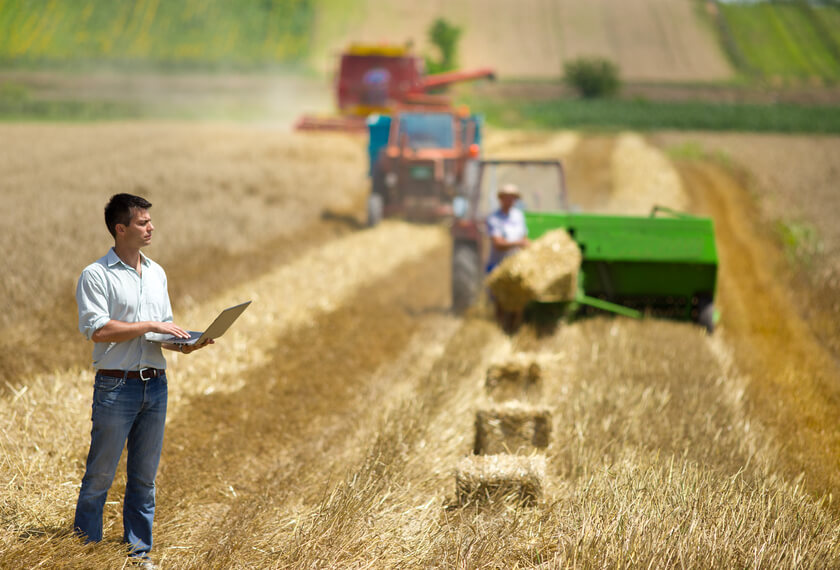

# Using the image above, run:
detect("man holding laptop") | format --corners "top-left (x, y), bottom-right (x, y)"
top-left (74, 193), bottom-right (212, 567)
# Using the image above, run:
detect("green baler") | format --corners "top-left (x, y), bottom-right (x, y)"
top-left (451, 160), bottom-right (720, 332)
top-left (524, 207), bottom-right (718, 330)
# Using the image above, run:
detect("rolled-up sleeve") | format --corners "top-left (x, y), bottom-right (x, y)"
top-left (76, 268), bottom-right (110, 340)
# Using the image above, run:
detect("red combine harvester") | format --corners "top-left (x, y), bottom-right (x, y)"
top-left (296, 43), bottom-right (495, 132)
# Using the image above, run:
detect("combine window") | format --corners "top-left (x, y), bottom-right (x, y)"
top-left (396, 112), bottom-right (455, 149)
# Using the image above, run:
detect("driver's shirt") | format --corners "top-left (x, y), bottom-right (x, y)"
top-left (486, 207), bottom-right (528, 270)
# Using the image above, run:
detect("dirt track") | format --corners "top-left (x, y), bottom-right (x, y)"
top-left (3, 127), bottom-right (840, 567)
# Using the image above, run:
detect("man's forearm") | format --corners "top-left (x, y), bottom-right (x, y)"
top-left (91, 320), bottom-right (155, 343)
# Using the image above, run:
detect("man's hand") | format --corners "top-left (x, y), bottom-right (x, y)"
top-left (181, 339), bottom-right (214, 355)
top-left (149, 321), bottom-right (191, 339)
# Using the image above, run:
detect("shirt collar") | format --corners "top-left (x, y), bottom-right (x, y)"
top-left (106, 248), bottom-right (151, 269)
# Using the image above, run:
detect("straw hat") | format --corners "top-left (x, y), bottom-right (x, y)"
top-left (498, 183), bottom-right (521, 197)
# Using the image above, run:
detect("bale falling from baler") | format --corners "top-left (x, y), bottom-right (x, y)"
top-left (486, 229), bottom-right (582, 313)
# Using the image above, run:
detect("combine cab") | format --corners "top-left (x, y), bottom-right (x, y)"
top-left (296, 43), bottom-right (494, 132)
top-left (366, 106), bottom-right (483, 225)
top-left (451, 160), bottom-right (719, 332)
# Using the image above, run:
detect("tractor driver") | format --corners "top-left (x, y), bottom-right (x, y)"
top-left (486, 183), bottom-right (529, 273)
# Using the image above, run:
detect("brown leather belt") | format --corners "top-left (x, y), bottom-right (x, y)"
top-left (97, 368), bottom-right (164, 380)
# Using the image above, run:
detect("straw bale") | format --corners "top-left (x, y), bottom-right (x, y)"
top-left (485, 354), bottom-right (542, 401)
top-left (455, 454), bottom-right (546, 506)
top-left (486, 229), bottom-right (581, 312)
top-left (474, 402), bottom-right (552, 455)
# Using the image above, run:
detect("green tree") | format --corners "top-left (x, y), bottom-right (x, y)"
top-left (425, 18), bottom-right (461, 74)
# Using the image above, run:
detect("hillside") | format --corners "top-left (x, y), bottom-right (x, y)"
top-left (312, 0), bottom-right (733, 81)
top-left (4, 0), bottom-right (840, 85)
top-left (716, 1), bottom-right (840, 83)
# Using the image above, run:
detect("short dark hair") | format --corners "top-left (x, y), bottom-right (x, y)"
top-left (104, 193), bottom-right (152, 237)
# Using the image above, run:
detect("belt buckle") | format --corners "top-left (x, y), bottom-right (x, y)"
top-left (139, 368), bottom-right (154, 381)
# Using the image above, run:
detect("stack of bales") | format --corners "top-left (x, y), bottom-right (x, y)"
top-left (455, 351), bottom-right (553, 507)
top-left (486, 229), bottom-right (582, 312)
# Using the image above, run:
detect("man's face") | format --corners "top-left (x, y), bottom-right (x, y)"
top-left (498, 193), bottom-right (518, 211)
top-left (118, 208), bottom-right (154, 248)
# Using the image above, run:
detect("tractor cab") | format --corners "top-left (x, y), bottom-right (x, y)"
top-left (367, 106), bottom-right (483, 225)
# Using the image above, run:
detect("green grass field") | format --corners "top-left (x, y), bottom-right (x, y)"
top-left (718, 1), bottom-right (840, 83)
top-left (466, 95), bottom-right (840, 134)
top-left (0, 0), bottom-right (313, 68)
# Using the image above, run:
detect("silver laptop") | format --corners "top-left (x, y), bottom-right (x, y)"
top-left (150, 301), bottom-right (251, 346)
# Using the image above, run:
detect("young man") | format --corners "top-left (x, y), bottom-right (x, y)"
top-left (74, 193), bottom-right (211, 566)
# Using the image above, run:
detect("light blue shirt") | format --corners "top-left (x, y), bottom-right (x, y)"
top-left (76, 248), bottom-right (174, 371)
top-left (486, 207), bottom-right (528, 268)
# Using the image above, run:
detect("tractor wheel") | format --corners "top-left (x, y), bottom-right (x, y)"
top-left (697, 298), bottom-right (715, 334)
top-left (452, 243), bottom-right (481, 314)
top-left (367, 193), bottom-right (384, 227)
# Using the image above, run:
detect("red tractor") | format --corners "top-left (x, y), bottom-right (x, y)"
top-left (366, 105), bottom-right (483, 225)
top-left (296, 43), bottom-right (495, 132)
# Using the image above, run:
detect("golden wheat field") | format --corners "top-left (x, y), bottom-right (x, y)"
top-left (2, 124), bottom-right (840, 568)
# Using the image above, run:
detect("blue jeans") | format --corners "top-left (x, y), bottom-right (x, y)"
top-left (74, 371), bottom-right (168, 558)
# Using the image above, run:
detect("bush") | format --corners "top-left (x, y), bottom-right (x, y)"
top-left (563, 57), bottom-right (621, 99)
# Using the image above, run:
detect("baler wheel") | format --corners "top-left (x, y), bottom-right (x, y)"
top-left (452, 244), bottom-right (481, 314)
top-left (697, 298), bottom-right (715, 334)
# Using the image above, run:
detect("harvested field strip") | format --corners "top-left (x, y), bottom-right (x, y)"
top-left (5, 126), bottom-right (840, 567)
top-left (248, 315), bottom-right (840, 567)
top-left (654, 131), bottom-right (840, 359)
top-left (678, 161), bottom-right (840, 505)
top-left (562, 134), bottom-right (614, 212)
top-left (0, 125), bottom-right (366, 330)
top-left (155, 239), bottom-right (458, 567)
top-left (483, 130), bottom-right (580, 161)
top-left (0, 124), bottom-right (367, 381)
top-left (609, 132), bottom-right (687, 215)
top-left (164, 221), bottom-right (446, 402)
top-left (238, 319), bottom-right (508, 568)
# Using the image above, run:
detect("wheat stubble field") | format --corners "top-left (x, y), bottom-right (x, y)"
top-left (2, 124), bottom-right (840, 568)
